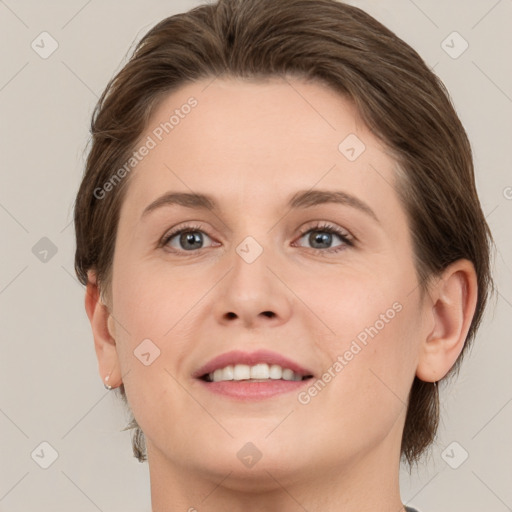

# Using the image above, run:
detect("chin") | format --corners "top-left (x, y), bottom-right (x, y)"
top-left (191, 453), bottom-right (308, 493)
top-left (178, 435), bottom-right (315, 489)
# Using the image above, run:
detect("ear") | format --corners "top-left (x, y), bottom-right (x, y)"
top-left (416, 259), bottom-right (478, 382)
top-left (84, 270), bottom-right (122, 388)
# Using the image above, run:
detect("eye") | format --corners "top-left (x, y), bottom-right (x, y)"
top-left (160, 223), bottom-right (217, 253)
top-left (294, 222), bottom-right (353, 253)
top-left (160, 221), bottom-right (354, 255)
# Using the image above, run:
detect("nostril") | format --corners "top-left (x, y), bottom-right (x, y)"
top-left (262, 311), bottom-right (275, 318)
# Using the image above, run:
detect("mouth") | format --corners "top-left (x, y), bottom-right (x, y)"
top-left (193, 349), bottom-right (315, 400)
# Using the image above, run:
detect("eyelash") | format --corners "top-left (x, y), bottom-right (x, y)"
top-left (160, 222), bottom-right (354, 255)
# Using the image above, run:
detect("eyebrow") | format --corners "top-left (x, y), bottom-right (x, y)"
top-left (141, 189), bottom-right (379, 223)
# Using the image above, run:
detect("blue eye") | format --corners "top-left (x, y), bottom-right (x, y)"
top-left (160, 222), bottom-right (353, 255)
top-left (295, 223), bottom-right (353, 253)
top-left (161, 223), bottom-right (214, 252)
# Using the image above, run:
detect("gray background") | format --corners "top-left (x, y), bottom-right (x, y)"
top-left (0, 0), bottom-right (511, 510)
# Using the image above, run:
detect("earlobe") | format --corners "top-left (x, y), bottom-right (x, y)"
top-left (85, 270), bottom-right (121, 388)
top-left (416, 259), bottom-right (478, 382)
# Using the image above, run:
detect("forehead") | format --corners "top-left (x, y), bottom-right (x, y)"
top-left (120, 77), bottom-right (402, 227)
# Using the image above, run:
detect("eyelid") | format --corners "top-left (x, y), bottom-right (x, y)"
top-left (296, 221), bottom-right (354, 242)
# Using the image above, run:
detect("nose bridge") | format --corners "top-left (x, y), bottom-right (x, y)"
top-left (213, 230), bottom-right (292, 326)
top-left (230, 232), bottom-right (276, 302)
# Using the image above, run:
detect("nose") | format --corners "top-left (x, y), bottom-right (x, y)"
top-left (212, 242), bottom-right (293, 329)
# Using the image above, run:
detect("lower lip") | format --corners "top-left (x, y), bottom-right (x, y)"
top-left (197, 378), bottom-right (312, 400)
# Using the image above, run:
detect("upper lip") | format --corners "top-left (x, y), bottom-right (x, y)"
top-left (193, 349), bottom-right (315, 379)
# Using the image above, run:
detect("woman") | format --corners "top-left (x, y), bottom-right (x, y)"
top-left (73, 0), bottom-right (494, 510)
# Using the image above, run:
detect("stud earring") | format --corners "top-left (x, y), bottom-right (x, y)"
top-left (104, 374), bottom-right (113, 390)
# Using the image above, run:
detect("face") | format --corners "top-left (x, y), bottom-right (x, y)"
top-left (103, 77), bottom-right (428, 487)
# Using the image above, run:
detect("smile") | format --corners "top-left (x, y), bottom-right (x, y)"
top-left (194, 349), bottom-right (315, 400)
top-left (201, 363), bottom-right (312, 382)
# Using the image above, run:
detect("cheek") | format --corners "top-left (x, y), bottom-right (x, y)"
top-left (108, 262), bottom-right (197, 413)
top-left (297, 267), bottom-right (406, 346)
top-left (111, 256), bottom-right (203, 339)
top-left (303, 310), bottom-right (416, 456)
top-left (299, 268), bottom-right (419, 412)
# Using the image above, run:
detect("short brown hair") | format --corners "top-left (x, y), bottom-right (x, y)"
top-left (74, 0), bottom-right (494, 467)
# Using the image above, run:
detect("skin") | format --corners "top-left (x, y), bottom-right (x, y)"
top-left (85, 77), bottom-right (478, 512)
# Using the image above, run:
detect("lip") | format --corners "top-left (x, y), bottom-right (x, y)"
top-left (196, 378), bottom-right (311, 400)
top-left (192, 349), bottom-right (314, 379)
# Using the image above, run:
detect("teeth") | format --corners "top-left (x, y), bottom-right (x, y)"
top-left (223, 365), bottom-right (234, 380)
top-left (251, 363), bottom-right (269, 379)
top-left (233, 364), bottom-right (250, 380)
top-left (269, 364), bottom-right (282, 379)
top-left (282, 368), bottom-right (295, 380)
top-left (209, 363), bottom-right (304, 382)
